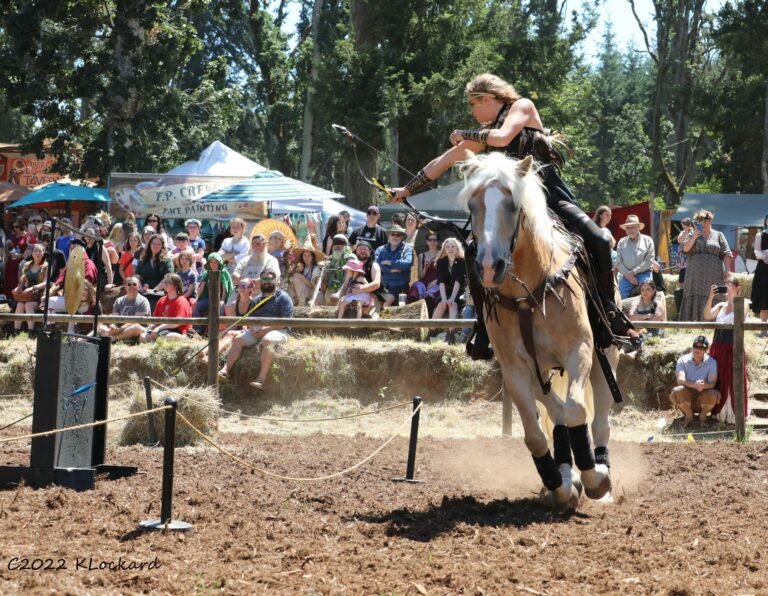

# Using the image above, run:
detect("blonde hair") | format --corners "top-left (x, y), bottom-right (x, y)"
top-left (107, 222), bottom-right (123, 244)
top-left (695, 210), bottom-right (714, 221)
top-left (437, 237), bottom-right (465, 260)
top-left (465, 74), bottom-right (521, 104)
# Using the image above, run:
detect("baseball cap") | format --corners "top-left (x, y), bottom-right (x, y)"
top-left (692, 335), bottom-right (709, 349)
top-left (366, 205), bottom-right (380, 215)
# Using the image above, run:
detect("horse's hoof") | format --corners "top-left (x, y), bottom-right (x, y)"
top-left (543, 481), bottom-right (580, 511)
top-left (583, 465), bottom-right (612, 500)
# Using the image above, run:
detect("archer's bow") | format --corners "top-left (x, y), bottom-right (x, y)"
top-left (331, 124), bottom-right (396, 200)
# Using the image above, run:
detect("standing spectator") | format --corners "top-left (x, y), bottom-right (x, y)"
top-left (432, 238), bottom-right (467, 333)
top-left (12, 244), bottom-right (47, 335)
top-left (118, 232), bottom-right (143, 282)
top-left (669, 336), bottom-right (720, 427)
top-left (679, 210), bottom-right (732, 321)
top-left (321, 215), bottom-right (347, 255)
top-left (135, 234), bottom-right (173, 292)
top-left (615, 215), bottom-right (655, 299)
top-left (35, 222), bottom-right (67, 282)
top-left (140, 274), bottom-right (192, 342)
top-left (290, 245), bottom-right (324, 306)
top-left (233, 234), bottom-right (280, 289)
top-left (593, 205), bottom-right (616, 249)
top-left (628, 280), bottom-right (666, 337)
top-left (403, 212), bottom-right (419, 246)
top-left (193, 252), bottom-right (234, 325)
top-left (218, 270), bottom-right (293, 390)
top-left (705, 280), bottom-right (750, 423)
top-left (141, 225), bottom-right (155, 248)
top-left (338, 210), bottom-right (351, 234)
top-left (219, 218), bottom-right (249, 273)
top-left (751, 213), bottom-right (768, 337)
top-left (176, 252), bottom-right (199, 303)
top-left (348, 205), bottom-right (387, 251)
top-left (375, 224), bottom-right (414, 307)
top-left (97, 275), bottom-right (151, 341)
top-left (81, 222), bottom-right (114, 287)
top-left (322, 235), bottom-right (353, 305)
top-left (185, 218), bottom-right (206, 273)
top-left (674, 217), bottom-right (694, 313)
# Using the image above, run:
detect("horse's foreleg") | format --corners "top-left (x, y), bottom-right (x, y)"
top-left (563, 351), bottom-right (612, 501)
top-left (505, 372), bottom-right (577, 508)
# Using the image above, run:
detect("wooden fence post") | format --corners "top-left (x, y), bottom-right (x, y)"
top-left (206, 270), bottom-right (221, 390)
top-left (733, 296), bottom-right (746, 441)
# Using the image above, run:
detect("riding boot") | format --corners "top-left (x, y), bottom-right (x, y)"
top-left (597, 270), bottom-right (642, 352)
top-left (464, 242), bottom-right (493, 361)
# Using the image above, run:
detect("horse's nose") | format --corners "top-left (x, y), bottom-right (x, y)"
top-left (493, 258), bottom-right (506, 284)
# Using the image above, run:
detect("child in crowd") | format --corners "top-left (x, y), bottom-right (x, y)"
top-left (185, 218), bottom-right (206, 273)
top-left (337, 259), bottom-right (372, 319)
top-left (171, 232), bottom-right (193, 268)
top-left (176, 251), bottom-right (199, 305)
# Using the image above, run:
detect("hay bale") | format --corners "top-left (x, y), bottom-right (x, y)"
top-left (119, 385), bottom-right (220, 447)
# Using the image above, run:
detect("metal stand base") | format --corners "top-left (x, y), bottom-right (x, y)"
top-left (0, 464), bottom-right (137, 491)
top-left (391, 477), bottom-right (425, 484)
top-left (138, 519), bottom-right (194, 532)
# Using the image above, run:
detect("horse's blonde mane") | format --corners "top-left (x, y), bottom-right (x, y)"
top-left (458, 152), bottom-right (571, 256)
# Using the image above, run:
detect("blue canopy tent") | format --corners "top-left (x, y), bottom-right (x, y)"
top-left (202, 171), bottom-right (344, 208)
top-left (7, 182), bottom-right (110, 208)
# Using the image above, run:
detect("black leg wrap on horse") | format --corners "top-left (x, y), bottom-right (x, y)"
top-left (568, 424), bottom-right (595, 471)
top-left (532, 451), bottom-right (563, 491)
top-left (594, 446), bottom-right (610, 468)
top-left (553, 425), bottom-right (572, 467)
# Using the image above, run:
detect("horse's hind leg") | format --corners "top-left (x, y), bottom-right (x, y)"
top-left (504, 372), bottom-right (578, 509)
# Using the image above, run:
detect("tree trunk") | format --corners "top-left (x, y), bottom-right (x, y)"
top-left (389, 119), bottom-right (399, 187)
top-left (763, 82), bottom-right (768, 194)
top-left (299, 0), bottom-right (324, 182)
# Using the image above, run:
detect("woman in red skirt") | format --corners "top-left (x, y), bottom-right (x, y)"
top-left (704, 279), bottom-right (749, 423)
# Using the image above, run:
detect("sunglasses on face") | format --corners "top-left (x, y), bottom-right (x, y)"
top-left (237, 283), bottom-right (250, 289)
top-left (260, 276), bottom-right (275, 282)
top-left (367, 210), bottom-right (378, 215)
top-left (126, 282), bottom-right (139, 287)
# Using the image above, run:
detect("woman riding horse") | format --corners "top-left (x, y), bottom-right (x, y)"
top-left (390, 73), bottom-right (639, 358)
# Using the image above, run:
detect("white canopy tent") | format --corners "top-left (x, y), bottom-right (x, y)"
top-left (167, 141), bottom-right (266, 177)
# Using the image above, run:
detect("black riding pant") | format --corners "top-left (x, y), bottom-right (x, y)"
top-left (540, 166), bottom-right (612, 276)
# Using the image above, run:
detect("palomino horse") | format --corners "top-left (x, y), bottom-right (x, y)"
top-left (459, 151), bottom-right (618, 508)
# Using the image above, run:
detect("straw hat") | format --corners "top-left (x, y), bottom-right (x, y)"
top-left (64, 240), bottom-right (87, 315)
top-left (619, 214), bottom-right (645, 230)
top-left (250, 219), bottom-right (298, 249)
top-left (291, 238), bottom-right (326, 264)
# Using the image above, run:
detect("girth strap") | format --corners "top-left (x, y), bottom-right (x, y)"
top-left (518, 307), bottom-right (557, 394)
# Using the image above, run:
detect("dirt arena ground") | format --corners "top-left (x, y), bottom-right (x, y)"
top-left (1, 429), bottom-right (767, 594)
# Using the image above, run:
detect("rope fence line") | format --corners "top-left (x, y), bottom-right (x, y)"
top-left (148, 378), bottom-right (411, 423)
top-left (0, 405), bottom-right (172, 445)
top-left (0, 378), bottom-right (142, 400)
top-left (176, 403), bottom-right (422, 482)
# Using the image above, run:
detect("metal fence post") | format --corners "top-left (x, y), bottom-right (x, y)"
top-left (392, 396), bottom-right (424, 484)
top-left (733, 296), bottom-right (746, 441)
top-left (206, 270), bottom-right (221, 390)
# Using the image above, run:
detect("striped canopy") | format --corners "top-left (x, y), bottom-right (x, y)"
top-left (202, 170), bottom-right (344, 205)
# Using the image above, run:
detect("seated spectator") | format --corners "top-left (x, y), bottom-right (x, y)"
top-left (407, 233), bottom-right (441, 308)
top-left (615, 215), bottom-right (655, 299)
top-left (171, 232), bottom-right (194, 269)
top-left (337, 259), bottom-right (373, 319)
top-left (218, 270), bottom-right (293, 390)
top-left (322, 234), bottom-right (353, 305)
top-left (669, 335), bottom-right (720, 427)
top-left (232, 233), bottom-right (280, 290)
top-left (97, 275), bottom-right (151, 340)
top-left (432, 238), bottom-right (467, 335)
top-left (35, 221), bottom-right (67, 281)
top-left (198, 277), bottom-right (256, 365)
top-left (135, 233), bottom-right (173, 291)
top-left (219, 217), bottom-right (249, 273)
top-left (290, 244), bottom-right (324, 306)
top-left (176, 251), bottom-right (199, 304)
top-left (193, 252), bottom-right (234, 326)
top-left (12, 244), bottom-right (48, 335)
top-left (628, 281), bottom-right (666, 337)
top-left (332, 240), bottom-right (382, 311)
top-left (185, 218), bottom-right (206, 273)
top-left (268, 230), bottom-right (290, 281)
top-left (140, 273), bottom-right (192, 342)
top-left (374, 224), bottom-right (414, 307)
top-left (403, 212), bottom-right (419, 247)
top-left (118, 232), bottom-right (143, 283)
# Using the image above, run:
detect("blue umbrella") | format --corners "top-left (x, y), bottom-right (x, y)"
top-left (7, 182), bottom-right (110, 208)
top-left (202, 170), bottom-right (343, 205)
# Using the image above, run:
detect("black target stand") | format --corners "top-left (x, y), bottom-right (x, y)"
top-left (0, 330), bottom-right (138, 491)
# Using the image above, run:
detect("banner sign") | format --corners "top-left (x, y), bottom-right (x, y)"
top-left (108, 173), bottom-right (267, 220)
top-left (0, 151), bottom-right (61, 187)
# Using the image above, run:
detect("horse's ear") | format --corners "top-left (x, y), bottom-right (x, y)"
top-left (517, 155), bottom-right (533, 176)
top-left (460, 151), bottom-right (480, 178)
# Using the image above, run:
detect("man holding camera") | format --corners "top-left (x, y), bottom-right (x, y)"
top-left (669, 335), bottom-right (720, 427)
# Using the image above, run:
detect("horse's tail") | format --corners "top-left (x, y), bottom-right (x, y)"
top-left (537, 372), bottom-right (595, 442)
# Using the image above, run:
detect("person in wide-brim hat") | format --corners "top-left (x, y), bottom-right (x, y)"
top-left (619, 214), bottom-right (645, 230)
top-left (291, 244), bottom-right (326, 264)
